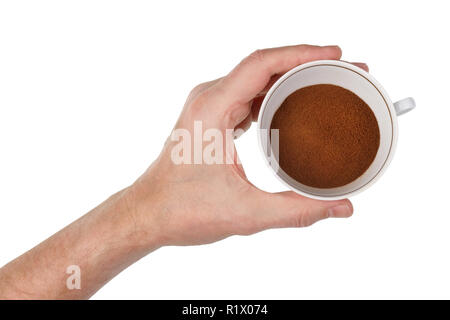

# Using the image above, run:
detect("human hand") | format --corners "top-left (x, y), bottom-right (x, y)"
top-left (0, 44), bottom-right (369, 300)
top-left (129, 45), bottom-right (365, 247)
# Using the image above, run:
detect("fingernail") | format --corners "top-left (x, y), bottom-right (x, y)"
top-left (352, 62), bottom-right (369, 70)
top-left (233, 128), bottom-right (245, 139)
top-left (327, 204), bottom-right (352, 218)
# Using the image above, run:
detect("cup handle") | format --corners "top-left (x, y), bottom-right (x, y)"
top-left (394, 97), bottom-right (416, 116)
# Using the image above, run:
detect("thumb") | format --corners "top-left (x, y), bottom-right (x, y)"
top-left (249, 191), bottom-right (353, 230)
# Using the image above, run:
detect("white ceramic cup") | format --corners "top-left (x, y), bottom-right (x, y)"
top-left (257, 60), bottom-right (415, 200)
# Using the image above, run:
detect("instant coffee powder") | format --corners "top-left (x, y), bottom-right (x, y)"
top-left (270, 84), bottom-right (380, 189)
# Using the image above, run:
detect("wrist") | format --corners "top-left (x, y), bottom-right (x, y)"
top-left (118, 180), bottom-right (167, 252)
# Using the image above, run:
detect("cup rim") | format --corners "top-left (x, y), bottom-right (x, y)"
top-left (256, 60), bottom-right (399, 200)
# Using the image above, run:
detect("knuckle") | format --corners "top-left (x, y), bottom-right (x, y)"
top-left (292, 208), bottom-right (320, 228)
top-left (293, 213), bottom-right (308, 228)
top-left (297, 44), bottom-right (312, 55)
top-left (188, 89), bottom-right (210, 112)
top-left (247, 49), bottom-right (266, 63)
top-left (225, 105), bottom-right (246, 125)
top-left (188, 82), bottom-right (207, 99)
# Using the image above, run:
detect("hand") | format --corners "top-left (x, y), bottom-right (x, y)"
top-left (0, 44), bottom-right (366, 299)
top-left (129, 45), bottom-right (363, 247)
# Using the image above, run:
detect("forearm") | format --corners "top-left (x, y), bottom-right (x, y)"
top-left (0, 45), bottom-right (355, 299)
top-left (0, 187), bottom-right (161, 299)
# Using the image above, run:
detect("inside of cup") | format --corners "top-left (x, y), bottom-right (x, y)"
top-left (259, 63), bottom-right (395, 198)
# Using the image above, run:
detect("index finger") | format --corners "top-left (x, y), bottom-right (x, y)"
top-left (220, 45), bottom-right (342, 104)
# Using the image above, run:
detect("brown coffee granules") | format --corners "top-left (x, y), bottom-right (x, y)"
top-left (270, 84), bottom-right (380, 188)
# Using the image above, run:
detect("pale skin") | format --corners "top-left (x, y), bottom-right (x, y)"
top-left (0, 44), bottom-right (368, 299)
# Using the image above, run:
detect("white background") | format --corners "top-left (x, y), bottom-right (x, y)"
top-left (0, 0), bottom-right (449, 299)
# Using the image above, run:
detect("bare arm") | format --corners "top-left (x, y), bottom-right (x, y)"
top-left (0, 188), bottom-right (162, 299)
top-left (0, 45), bottom-right (357, 299)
